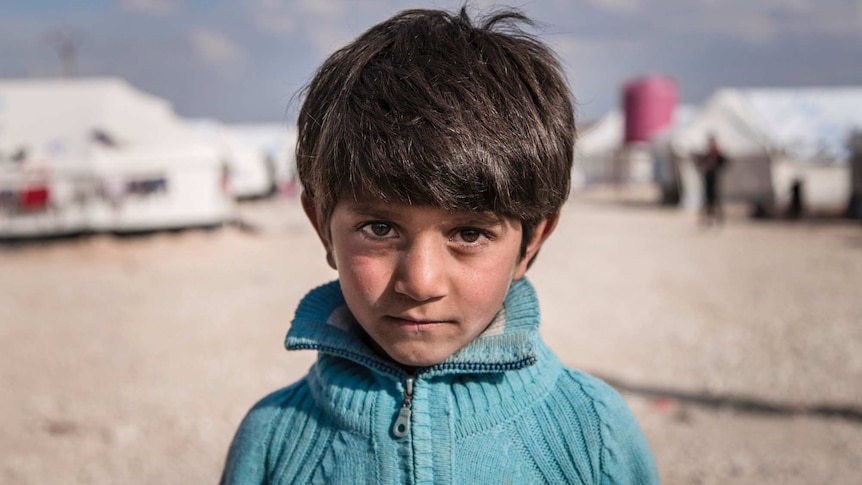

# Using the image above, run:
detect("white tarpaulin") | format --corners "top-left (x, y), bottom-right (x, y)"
top-left (228, 123), bottom-right (298, 193)
top-left (662, 87), bottom-right (862, 211)
top-left (576, 106), bottom-right (698, 187)
top-left (0, 77), bottom-right (232, 236)
top-left (744, 88), bottom-right (862, 163)
top-left (188, 119), bottom-right (275, 199)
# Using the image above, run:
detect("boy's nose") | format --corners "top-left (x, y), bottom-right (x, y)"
top-left (393, 242), bottom-right (447, 302)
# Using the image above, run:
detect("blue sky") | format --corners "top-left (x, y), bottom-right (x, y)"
top-left (2, 0), bottom-right (861, 122)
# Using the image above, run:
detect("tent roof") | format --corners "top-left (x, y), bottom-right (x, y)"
top-left (741, 87), bottom-right (862, 162)
top-left (577, 105), bottom-right (699, 157)
top-left (227, 123), bottom-right (297, 158)
top-left (673, 86), bottom-right (862, 162)
top-left (576, 110), bottom-right (623, 156)
top-left (0, 77), bottom-right (207, 162)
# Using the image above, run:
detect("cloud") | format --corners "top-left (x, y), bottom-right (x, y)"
top-left (570, 0), bottom-right (861, 43)
top-left (190, 28), bottom-right (246, 68)
top-left (295, 0), bottom-right (349, 17)
top-left (245, 0), bottom-right (296, 35)
top-left (600, 0), bottom-right (862, 45)
top-left (245, 0), bottom-right (359, 56)
top-left (246, 0), bottom-right (352, 35)
top-left (688, 8), bottom-right (778, 44)
top-left (119, 0), bottom-right (178, 16)
top-left (583, 0), bottom-right (643, 15)
top-left (305, 23), bottom-right (355, 57)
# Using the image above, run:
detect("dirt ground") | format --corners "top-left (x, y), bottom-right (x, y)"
top-left (1, 190), bottom-right (861, 484)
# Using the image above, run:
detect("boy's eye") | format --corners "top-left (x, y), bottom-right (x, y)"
top-left (454, 228), bottom-right (486, 244)
top-left (360, 222), bottom-right (395, 238)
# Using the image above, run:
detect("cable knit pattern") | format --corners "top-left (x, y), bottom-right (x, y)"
top-left (221, 279), bottom-right (659, 484)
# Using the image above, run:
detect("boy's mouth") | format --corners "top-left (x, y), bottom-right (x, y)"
top-left (386, 315), bottom-right (451, 327)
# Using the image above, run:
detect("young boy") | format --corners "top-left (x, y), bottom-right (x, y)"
top-left (221, 7), bottom-right (658, 484)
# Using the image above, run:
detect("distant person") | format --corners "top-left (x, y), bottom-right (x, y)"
top-left (219, 7), bottom-right (658, 485)
top-left (786, 179), bottom-right (804, 219)
top-left (698, 135), bottom-right (728, 225)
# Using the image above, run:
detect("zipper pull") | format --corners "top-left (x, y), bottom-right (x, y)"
top-left (392, 376), bottom-right (414, 439)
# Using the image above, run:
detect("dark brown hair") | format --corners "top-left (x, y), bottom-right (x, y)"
top-left (296, 7), bottom-right (575, 256)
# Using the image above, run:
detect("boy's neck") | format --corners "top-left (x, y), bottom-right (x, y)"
top-left (356, 324), bottom-right (415, 373)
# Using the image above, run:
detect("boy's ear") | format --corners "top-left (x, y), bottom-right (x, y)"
top-left (301, 192), bottom-right (336, 270)
top-left (513, 214), bottom-right (560, 281)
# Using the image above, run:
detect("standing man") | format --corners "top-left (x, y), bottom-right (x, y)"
top-left (698, 135), bottom-right (728, 225)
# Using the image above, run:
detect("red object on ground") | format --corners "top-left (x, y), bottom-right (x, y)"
top-left (18, 185), bottom-right (50, 211)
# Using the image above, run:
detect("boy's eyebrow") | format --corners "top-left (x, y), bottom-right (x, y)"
top-left (448, 212), bottom-right (506, 227)
top-left (345, 203), bottom-right (400, 219)
top-left (346, 203), bottom-right (506, 227)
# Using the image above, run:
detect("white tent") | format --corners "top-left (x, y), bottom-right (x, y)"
top-left (187, 119), bottom-right (276, 199)
top-left (228, 123), bottom-right (298, 194)
top-left (661, 87), bottom-right (862, 212)
top-left (0, 77), bottom-right (233, 237)
top-left (575, 106), bottom-right (697, 187)
top-left (649, 106), bottom-right (700, 204)
top-left (850, 132), bottom-right (862, 218)
top-left (574, 110), bottom-right (623, 185)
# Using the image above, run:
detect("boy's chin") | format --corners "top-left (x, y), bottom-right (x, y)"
top-left (384, 346), bottom-right (453, 370)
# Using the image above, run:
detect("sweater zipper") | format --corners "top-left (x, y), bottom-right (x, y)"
top-left (392, 375), bottom-right (414, 439)
top-left (290, 342), bottom-right (536, 438)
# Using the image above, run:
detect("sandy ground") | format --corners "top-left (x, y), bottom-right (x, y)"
top-left (1, 189), bottom-right (861, 484)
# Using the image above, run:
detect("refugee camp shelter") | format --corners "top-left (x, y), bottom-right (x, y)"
top-left (575, 106), bottom-right (697, 187)
top-left (0, 77), bottom-right (233, 237)
top-left (849, 131), bottom-right (862, 218)
top-left (574, 110), bottom-right (624, 185)
top-left (649, 106), bottom-right (701, 204)
top-left (659, 87), bottom-right (862, 212)
top-left (188, 119), bottom-right (276, 199)
top-left (229, 123), bottom-right (298, 195)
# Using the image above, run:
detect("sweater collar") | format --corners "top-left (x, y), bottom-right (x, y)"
top-left (285, 278), bottom-right (541, 377)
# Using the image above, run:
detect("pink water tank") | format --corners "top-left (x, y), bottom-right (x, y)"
top-left (623, 75), bottom-right (677, 144)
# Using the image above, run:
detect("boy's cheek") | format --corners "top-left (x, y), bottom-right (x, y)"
top-left (338, 255), bottom-right (392, 296)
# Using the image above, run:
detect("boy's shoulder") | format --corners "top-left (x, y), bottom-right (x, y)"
top-left (237, 377), bottom-right (315, 438)
top-left (552, 366), bottom-right (659, 484)
top-left (557, 367), bottom-right (633, 414)
top-left (553, 366), bottom-right (648, 436)
top-left (248, 376), bottom-right (310, 413)
top-left (221, 378), bottom-right (313, 479)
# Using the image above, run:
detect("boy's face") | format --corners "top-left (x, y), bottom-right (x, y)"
top-left (304, 197), bottom-right (555, 368)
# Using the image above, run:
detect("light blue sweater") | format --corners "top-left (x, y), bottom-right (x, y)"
top-left (221, 279), bottom-right (659, 484)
